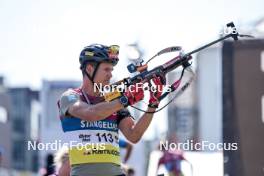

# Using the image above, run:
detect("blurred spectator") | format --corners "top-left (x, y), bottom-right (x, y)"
top-left (53, 147), bottom-right (70, 176)
top-left (121, 163), bottom-right (135, 176)
top-left (44, 153), bottom-right (55, 176)
top-left (0, 148), bottom-right (2, 167)
top-left (119, 139), bottom-right (133, 163)
top-left (157, 135), bottom-right (192, 176)
top-left (157, 149), bottom-right (186, 176)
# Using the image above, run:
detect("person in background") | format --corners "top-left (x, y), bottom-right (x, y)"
top-left (121, 163), bottom-right (135, 176)
top-left (0, 148), bottom-right (3, 167)
top-left (157, 135), bottom-right (192, 176)
top-left (119, 139), bottom-right (133, 164)
top-left (53, 147), bottom-right (70, 176)
top-left (157, 149), bottom-right (186, 176)
top-left (45, 154), bottom-right (55, 176)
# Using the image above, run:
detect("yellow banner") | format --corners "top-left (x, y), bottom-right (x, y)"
top-left (69, 144), bottom-right (121, 165)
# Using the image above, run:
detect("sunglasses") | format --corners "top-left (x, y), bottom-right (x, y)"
top-left (108, 45), bottom-right (119, 59)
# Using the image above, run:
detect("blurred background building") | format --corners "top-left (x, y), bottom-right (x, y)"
top-left (8, 87), bottom-right (39, 172)
top-left (0, 77), bottom-right (12, 170)
top-left (39, 80), bottom-right (81, 168)
top-left (196, 45), bottom-right (223, 146)
top-left (167, 71), bottom-right (198, 144)
top-left (0, 76), bottom-right (40, 175)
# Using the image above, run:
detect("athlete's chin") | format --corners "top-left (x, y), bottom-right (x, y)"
top-left (100, 82), bottom-right (109, 87)
top-left (104, 80), bottom-right (110, 85)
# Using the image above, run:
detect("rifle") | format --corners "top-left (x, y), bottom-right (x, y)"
top-left (103, 22), bottom-right (253, 113)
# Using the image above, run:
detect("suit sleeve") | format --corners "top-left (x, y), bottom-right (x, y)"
top-left (59, 89), bottom-right (80, 116)
top-left (117, 108), bottom-right (134, 125)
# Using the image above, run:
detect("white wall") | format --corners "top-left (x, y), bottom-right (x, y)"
top-left (196, 45), bottom-right (223, 146)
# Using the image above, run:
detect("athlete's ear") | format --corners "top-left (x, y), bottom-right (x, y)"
top-left (86, 64), bottom-right (95, 75)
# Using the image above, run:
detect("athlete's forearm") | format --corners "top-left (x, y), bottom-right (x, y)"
top-left (128, 107), bottom-right (156, 143)
top-left (86, 99), bottom-right (123, 121)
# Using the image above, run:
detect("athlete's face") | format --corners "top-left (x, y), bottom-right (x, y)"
top-left (93, 63), bottom-right (113, 86)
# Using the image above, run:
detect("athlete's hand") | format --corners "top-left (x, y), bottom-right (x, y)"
top-left (148, 75), bottom-right (165, 108)
top-left (123, 83), bottom-right (144, 106)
